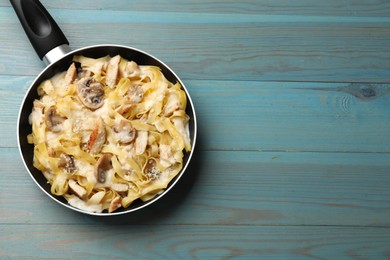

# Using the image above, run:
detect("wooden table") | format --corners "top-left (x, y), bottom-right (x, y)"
top-left (1, 0), bottom-right (390, 258)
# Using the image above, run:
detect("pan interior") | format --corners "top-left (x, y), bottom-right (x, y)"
top-left (18, 45), bottom-right (196, 215)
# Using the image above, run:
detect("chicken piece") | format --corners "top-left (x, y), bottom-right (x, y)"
top-left (171, 117), bottom-right (191, 152)
top-left (126, 85), bottom-right (143, 103)
top-left (68, 179), bottom-right (87, 200)
top-left (64, 63), bottom-right (77, 85)
top-left (135, 130), bottom-right (148, 155)
top-left (163, 92), bottom-right (181, 116)
top-left (108, 196), bottom-right (122, 213)
top-left (111, 183), bottom-right (129, 194)
top-left (87, 118), bottom-right (107, 154)
top-left (105, 55), bottom-right (121, 87)
top-left (124, 61), bottom-right (140, 77)
top-left (159, 144), bottom-right (176, 167)
top-left (77, 66), bottom-right (93, 79)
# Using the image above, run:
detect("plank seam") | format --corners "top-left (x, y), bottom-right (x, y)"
top-left (1, 223), bottom-right (390, 228)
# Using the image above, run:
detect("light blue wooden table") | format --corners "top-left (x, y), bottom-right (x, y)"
top-left (1, 0), bottom-right (390, 258)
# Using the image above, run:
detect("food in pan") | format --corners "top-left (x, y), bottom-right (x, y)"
top-left (27, 55), bottom-right (191, 213)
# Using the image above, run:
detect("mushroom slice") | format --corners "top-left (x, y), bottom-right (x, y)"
top-left (112, 120), bottom-right (136, 144)
top-left (58, 153), bottom-right (76, 173)
top-left (108, 196), bottom-right (122, 213)
top-left (87, 118), bottom-right (106, 154)
top-left (95, 154), bottom-right (112, 183)
top-left (135, 130), bottom-right (148, 155)
top-left (64, 63), bottom-right (77, 85)
top-left (144, 159), bottom-right (160, 180)
top-left (111, 183), bottom-right (129, 194)
top-left (44, 106), bottom-right (66, 132)
top-left (105, 55), bottom-right (121, 87)
top-left (68, 179), bottom-right (87, 200)
top-left (77, 77), bottom-right (105, 110)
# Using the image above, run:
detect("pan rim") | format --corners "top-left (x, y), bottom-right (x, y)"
top-left (17, 44), bottom-right (198, 216)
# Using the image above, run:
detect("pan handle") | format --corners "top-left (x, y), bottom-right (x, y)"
top-left (10, 0), bottom-right (70, 64)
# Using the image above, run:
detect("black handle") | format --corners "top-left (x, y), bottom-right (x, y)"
top-left (10, 0), bottom-right (69, 60)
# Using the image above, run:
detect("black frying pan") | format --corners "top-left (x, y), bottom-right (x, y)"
top-left (11, 0), bottom-right (197, 216)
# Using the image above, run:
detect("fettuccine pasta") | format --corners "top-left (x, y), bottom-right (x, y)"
top-left (27, 55), bottom-right (191, 213)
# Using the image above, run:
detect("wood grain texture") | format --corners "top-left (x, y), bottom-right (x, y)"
top-left (1, 225), bottom-right (389, 259)
top-left (2, 76), bottom-right (390, 152)
top-left (1, 0), bottom-right (390, 258)
top-left (1, 148), bottom-right (389, 226)
top-left (1, 7), bottom-right (390, 82)
top-left (2, 0), bottom-right (390, 16)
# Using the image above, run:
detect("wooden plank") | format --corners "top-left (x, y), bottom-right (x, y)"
top-left (2, 77), bottom-right (390, 153)
top-left (1, 8), bottom-right (390, 82)
top-left (2, 0), bottom-right (390, 16)
top-left (2, 1), bottom-right (390, 258)
top-left (2, 148), bottom-right (389, 226)
top-left (4, 7), bottom-right (390, 24)
top-left (193, 80), bottom-right (390, 153)
top-left (0, 224), bottom-right (389, 259)
top-left (0, 76), bottom-right (31, 148)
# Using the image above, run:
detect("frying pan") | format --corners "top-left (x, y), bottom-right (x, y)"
top-left (11, 0), bottom-right (197, 216)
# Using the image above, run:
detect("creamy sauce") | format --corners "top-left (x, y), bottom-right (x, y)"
top-left (68, 196), bottom-right (103, 213)
top-left (28, 55), bottom-right (191, 213)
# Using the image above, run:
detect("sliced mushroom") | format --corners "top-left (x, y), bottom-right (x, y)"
top-left (77, 77), bottom-right (105, 110)
top-left (68, 179), bottom-right (87, 200)
top-left (95, 154), bottom-right (112, 183)
top-left (111, 183), bottom-right (129, 194)
top-left (44, 106), bottom-right (66, 132)
top-left (58, 153), bottom-right (76, 173)
top-left (87, 118), bottom-right (106, 154)
top-left (112, 120), bottom-right (136, 144)
top-left (108, 196), bottom-right (122, 213)
top-left (135, 130), bottom-right (148, 155)
top-left (144, 159), bottom-right (160, 180)
top-left (64, 63), bottom-right (77, 85)
top-left (105, 55), bottom-right (121, 87)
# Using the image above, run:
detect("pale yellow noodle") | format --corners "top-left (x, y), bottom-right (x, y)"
top-left (27, 55), bottom-right (191, 213)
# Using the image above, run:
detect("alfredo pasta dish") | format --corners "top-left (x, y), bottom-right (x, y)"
top-left (28, 55), bottom-right (191, 213)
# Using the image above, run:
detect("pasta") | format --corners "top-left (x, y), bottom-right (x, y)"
top-left (27, 55), bottom-right (192, 213)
